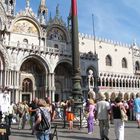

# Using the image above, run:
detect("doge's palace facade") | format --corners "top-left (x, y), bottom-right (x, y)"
top-left (0, 0), bottom-right (140, 103)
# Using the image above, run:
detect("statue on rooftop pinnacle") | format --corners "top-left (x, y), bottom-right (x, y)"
top-left (38, 0), bottom-right (48, 24)
top-left (26, 0), bottom-right (30, 8)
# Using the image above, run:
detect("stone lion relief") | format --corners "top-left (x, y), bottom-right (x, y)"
top-left (12, 20), bottom-right (38, 35)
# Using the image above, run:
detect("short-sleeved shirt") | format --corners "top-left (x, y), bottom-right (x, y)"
top-left (95, 100), bottom-right (110, 120)
top-left (134, 98), bottom-right (140, 113)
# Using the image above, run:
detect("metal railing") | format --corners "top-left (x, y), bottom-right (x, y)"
top-left (54, 107), bottom-right (84, 129)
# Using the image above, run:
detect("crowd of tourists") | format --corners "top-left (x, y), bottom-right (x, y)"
top-left (0, 92), bottom-right (140, 140)
top-left (84, 92), bottom-right (140, 140)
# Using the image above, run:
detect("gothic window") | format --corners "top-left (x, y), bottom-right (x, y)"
top-left (54, 44), bottom-right (58, 49)
top-left (122, 58), bottom-right (127, 68)
top-left (129, 80), bottom-right (131, 87)
top-left (113, 79), bottom-right (115, 87)
top-left (106, 78), bottom-right (108, 86)
top-left (116, 79), bottom-right (119, 87)
top-left (22, 78), bottom-right (33, 92)
top-left (123, 79), bottom-right (125, 87)
top-left (109, 78), bottom-right (112, 87)
top-left (120, 79), bottom-right (122, 87)
top-left (135, 61), bottom-right (140, 71)
top-left (138, 81), bottom-right (140, 88)
top-left (132, 80), bottom-right (134, 87)
top-left (23, 38), bottom-right (28, 44)
top-left (102, 78), bottom-right (105, 86)
top-left (98, 78), bottom-right (101, 86)
top-left (135, 80), bottom-right (137, 88)
top-left (126, 80), bottom-right (128, 87)
top-left (105, 55), bottom-right (112, 66)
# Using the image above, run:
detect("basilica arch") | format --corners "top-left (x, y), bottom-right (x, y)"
top-left (54, 61), bottom-right (72, 101)
top-left (18, 56), bottom-right (49, 103)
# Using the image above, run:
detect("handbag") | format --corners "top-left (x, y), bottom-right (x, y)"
top-left (120, 108), bottom-right (128, 122)
top-left (35, 108), bottom-right (50, 131)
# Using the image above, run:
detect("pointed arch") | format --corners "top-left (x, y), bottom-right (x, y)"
top-left (135, 61), bottom-right (140, 71)
top-left (122, 57), bottom-right (127, 68)
top-left (105, 55), bottom-right (112, 66)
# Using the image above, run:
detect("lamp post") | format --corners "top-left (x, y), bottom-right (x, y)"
top-left (71, 0), bottom-right (83, 108)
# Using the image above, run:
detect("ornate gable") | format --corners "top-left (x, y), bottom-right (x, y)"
top-left (16, 7), bottom-right (36, 19)
top-left (47, 16), bottom-right (66, 27)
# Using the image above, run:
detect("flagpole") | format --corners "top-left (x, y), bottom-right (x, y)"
top-left (92, 14), bottom-right (96, 54)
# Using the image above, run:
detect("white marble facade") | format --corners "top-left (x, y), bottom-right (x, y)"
top-left (0, 1), bottom-right (140, 103)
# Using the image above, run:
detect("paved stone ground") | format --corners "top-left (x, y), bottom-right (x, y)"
top-left (9, 121), bottom-right (140, 140)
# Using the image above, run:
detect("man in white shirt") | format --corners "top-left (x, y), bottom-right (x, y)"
top-left (95, 93), bottom-right (110, 140)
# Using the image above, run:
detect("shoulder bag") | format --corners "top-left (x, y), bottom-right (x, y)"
top-left (35, 108), bottom-right (50, 131)
top-left (120, 108), bottom-right (128, 122)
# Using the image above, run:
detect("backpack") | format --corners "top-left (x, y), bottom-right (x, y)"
top-left (35, 108), bottom-right (50, 131)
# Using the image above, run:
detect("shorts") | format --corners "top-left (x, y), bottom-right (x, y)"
top-left (67, 112), bottom-right (75, 121)
top-left (136, 112), bottom-right (140, 120)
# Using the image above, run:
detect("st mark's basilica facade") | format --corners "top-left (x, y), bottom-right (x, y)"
top-left (0, 0), bottom-right (140, 103)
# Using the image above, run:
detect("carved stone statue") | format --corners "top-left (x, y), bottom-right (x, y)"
top-left (26, 0), bottom-right (30, 7)
top-left (38, 0), bottom-right (48, 24)
top-left (88, 69), bottom-right (94, 89)
top-left (40, 0), bottom-right (46, 6)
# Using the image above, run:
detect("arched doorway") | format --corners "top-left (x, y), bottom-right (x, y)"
top-left (20, 57), bottom-right (47, 102)
top-left (54, 62), bottom-right (72, 101)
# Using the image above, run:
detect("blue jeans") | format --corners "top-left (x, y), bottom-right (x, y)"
top-left (36, 132), bottom-right (49, 140)
top-left (30, 115), bottom-right (35, 129)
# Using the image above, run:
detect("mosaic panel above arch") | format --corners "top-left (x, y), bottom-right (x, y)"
top-left (47, 27), bottom-right (66, 42)
top-left (12, 20), bottom-right (38, 35)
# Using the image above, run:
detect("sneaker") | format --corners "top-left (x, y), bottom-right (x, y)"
top-left (88, 132), bottom-right (92, 134)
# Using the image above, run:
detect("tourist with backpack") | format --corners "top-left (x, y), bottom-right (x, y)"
top-left (34, 98), bottom-right (51, 140)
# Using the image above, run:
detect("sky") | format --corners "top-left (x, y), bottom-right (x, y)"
top-left (15, 0), bottom-right (140, 45)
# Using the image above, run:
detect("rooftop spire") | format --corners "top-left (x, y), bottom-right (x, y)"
top-left (56, 4), bottom-right (60, 17)
top-left (49, 12), bottom-right (52, 20)
top-left (26, 0), bottom-right (30, 8)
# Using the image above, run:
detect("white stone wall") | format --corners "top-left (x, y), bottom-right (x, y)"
top-left (79, 36), bottom-right (134, 75)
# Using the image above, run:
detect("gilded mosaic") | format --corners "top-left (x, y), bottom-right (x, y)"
top-left (12, 20), bottom-right (38, 35)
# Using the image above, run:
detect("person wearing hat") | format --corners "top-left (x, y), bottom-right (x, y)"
top-left (87, 99), bottom-right (95, 134)
top-left (95, 93), bottom-right (110, 140)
